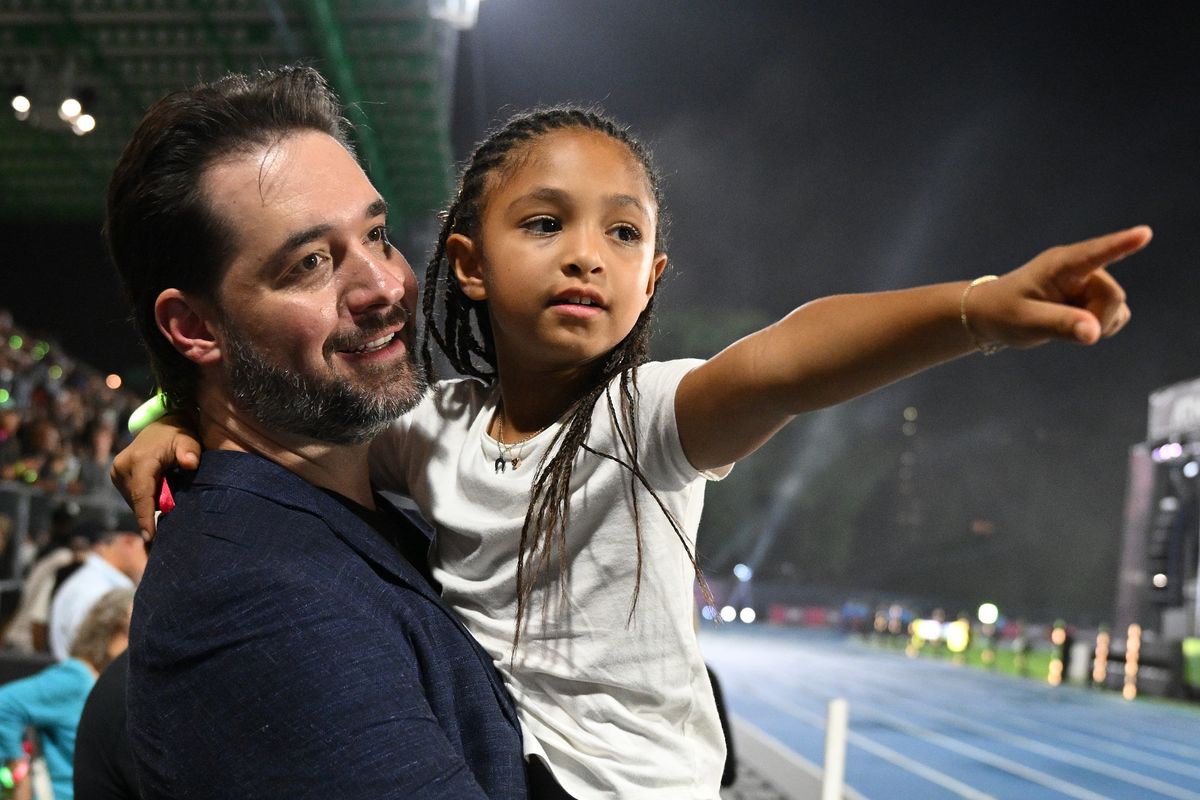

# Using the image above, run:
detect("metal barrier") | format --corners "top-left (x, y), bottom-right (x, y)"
top-left (0, 481), bottom-right (129, 581)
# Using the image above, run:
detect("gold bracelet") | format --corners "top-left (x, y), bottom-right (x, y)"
top-left (959, 275), bottom-right (1006, 356)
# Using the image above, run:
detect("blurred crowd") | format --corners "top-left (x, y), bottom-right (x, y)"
top-left (0, 307), bottom-right (141, 570)
top-left (0, 309), bottom-right (144, 799)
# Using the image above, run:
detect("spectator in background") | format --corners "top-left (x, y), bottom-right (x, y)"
top-left (9, 419), bottom-right (76, 494)
top-left (48, 521), bottom-right (144, 661)
top-left (0, 588), bottom-right (134, 800)
top-left (0, 514), bottom-right (12, 575)
top-left (3, 504), bottom-right (82, 654)
top-left (0, 410), bottom-right (21, 473)
top-left (73, 649), bottom-right (140, 800)
top-left (75, 418), bottom-right (121, 503)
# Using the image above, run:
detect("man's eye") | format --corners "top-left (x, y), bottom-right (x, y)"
top-left (523, 217), bottom-right (561, 235)
top-left (612, 224), bottom-right (642, 243)
top-left (288, 252), bottom-right (327, 278)
top-left (298, 253), bottom-right (323, 271)
top-left (367, 226), bottom-right (392, 247)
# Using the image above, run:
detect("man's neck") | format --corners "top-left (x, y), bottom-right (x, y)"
top-left (196, 393), bottom-right (376, 509)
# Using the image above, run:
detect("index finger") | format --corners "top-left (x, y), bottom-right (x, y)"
top-left (126, 462), bottom-right (164, 539)
top-left (1055, 225), bottom-right (1153, 279)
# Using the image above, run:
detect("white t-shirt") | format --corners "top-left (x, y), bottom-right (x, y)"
top-left (49, 553), bottom-right (134, 660)
top-left (370, 359), bottom-right (727, 799)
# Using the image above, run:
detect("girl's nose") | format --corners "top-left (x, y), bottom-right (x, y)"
top-left (563, 229), bottom-right (604, 275)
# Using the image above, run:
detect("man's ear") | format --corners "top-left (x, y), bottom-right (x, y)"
top-left (446, 233), bottom-right (487, 302)
top-left (646, 253), bottom-right (668, 299)
top-left (154, 289), bottom-right (221, 365)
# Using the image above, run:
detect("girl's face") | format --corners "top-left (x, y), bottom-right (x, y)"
top-left (449, 128), bottom-right (667, 375)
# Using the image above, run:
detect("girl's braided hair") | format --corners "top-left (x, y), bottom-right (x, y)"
top-left (421, 106), bottom-right (713, 653)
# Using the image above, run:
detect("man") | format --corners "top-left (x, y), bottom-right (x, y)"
top-left (48, 519), bottom-right (145, 660)
top-left (104, 66), bottom-right (526, 798)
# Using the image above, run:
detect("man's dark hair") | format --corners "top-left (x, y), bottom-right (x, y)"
top-left (105, 65), bottom-right (354, 410)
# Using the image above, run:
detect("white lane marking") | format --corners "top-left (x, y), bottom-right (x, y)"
top-left (873, 688), bottom-right (1200, 787)
top-left (843, 651), bottom-right (1200, 763)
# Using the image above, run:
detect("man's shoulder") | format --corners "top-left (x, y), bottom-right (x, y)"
top-left (144, 460), bottom-right (427, 615)
top-left (163, 451), bottom-right (335, 540)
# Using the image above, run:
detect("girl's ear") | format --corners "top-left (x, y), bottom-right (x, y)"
top-left (446, 233), bottom-right (487, 302)
top-left (154, 289), bottom-right (221, 366)
top-left (646, 253), bottom-right (668, 299)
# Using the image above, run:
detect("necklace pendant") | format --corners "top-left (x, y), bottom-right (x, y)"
top-left (494, 457), bottom-right (507, 474)
top-left (510, 457), bottom-right (521, 470)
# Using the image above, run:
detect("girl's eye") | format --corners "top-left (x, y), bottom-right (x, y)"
top-left (523, 216), bottom-right (562, 235)
top-left (612, 224), bottom-right (642, 243)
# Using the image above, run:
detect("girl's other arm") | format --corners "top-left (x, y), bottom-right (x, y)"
top-left (110, 417), bottom-right (202, 538)
top-left (675, 225), bottom-right (1152, 471)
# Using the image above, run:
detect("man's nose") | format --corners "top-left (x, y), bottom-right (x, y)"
top-left (343, 245), bottom-right (412, 315)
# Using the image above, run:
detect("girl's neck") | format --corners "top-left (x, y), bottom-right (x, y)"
top-left (491, 360), bottom-right (604, 441)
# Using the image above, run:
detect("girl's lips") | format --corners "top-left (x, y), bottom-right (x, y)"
top-left (550, 286), bottom-right (606, 308)
top-left (550, 303), bottom-right (603, 320)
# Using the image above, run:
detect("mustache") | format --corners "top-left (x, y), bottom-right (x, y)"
top-left (325, 304), bottom-right (412, 354)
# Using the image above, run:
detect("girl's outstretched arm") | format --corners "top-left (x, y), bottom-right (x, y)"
top-left (675, 225), bottom-right (1152, 472)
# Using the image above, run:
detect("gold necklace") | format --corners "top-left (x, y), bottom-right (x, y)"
top-left (493, 410), bottom-right (546, 474)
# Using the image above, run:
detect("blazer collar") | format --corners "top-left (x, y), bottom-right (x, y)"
top-left (186, 450), bottom-right (438, 604)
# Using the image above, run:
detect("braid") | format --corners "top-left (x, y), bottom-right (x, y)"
top-left (422, 106), bottom-right (710, 655)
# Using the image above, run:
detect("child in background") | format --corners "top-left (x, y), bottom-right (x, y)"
top-left (116, 106), bottom-right (1150, 798)
top-left (0, 588), bottom-right (134, 800)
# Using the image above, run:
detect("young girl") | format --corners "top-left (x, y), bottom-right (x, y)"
top-left (117, 106), bottom-right (1149, 798)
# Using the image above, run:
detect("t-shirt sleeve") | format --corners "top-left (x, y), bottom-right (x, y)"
top-left (617, 359), bottom-right (731, 488)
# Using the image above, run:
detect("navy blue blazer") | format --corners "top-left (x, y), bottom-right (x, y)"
top-left (128, 450), bottom-right (527, 799)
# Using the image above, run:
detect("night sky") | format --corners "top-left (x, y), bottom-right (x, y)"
top-left (5, 3), bottom-right (1199, 618)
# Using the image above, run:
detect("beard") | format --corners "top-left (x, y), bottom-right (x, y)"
top-left (220, 309), bottom-right (426, 445)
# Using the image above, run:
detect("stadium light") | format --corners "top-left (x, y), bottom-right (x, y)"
top-left (73, 114), bottom-right (95, 135)
top-left (430, 0), bottom-right (485, 29)
top-left (733, 563), bottom-right (752, 582)
top-left (11, 95), bottom-right (30, 114)
top-left (739, 608), bottom-right (756, 624)
top-left (977, 603), bottom-right (999, 626)
top-left (59, 97), bottom-right (82, 121)
top-left (719, 606), bottom-right (737, 623)
top-left (945, 619), bottom-right (970, 654)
